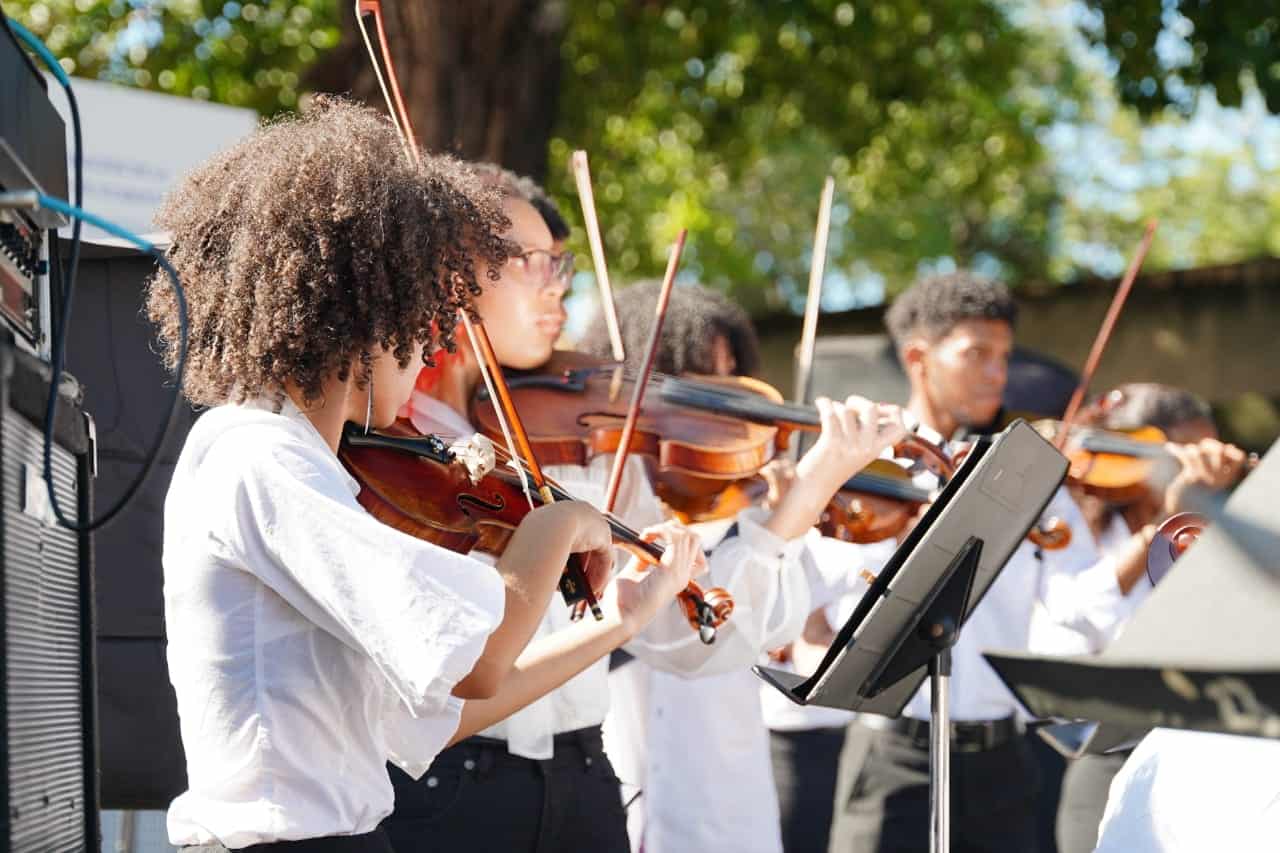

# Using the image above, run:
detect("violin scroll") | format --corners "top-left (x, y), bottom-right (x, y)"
top-left (680, 582), bottom-right (735, 644)
top-left (1146, 511), bottom-right (1207, 585)
top-left (1027, 516), bottom-right (1072, 551)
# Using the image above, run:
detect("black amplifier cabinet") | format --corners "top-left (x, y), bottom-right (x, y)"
top-left (1, 19), bottom-right (68, 355)
top-left (0, 329), bottom-right (97, 850)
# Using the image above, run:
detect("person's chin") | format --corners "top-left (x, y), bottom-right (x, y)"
top-left (506, 347), bottom-right (555, 371)
top-left (967, 401), bottom-right (1003, 426)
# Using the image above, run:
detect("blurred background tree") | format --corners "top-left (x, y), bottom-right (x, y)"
top-left (4, 0), bottom-right (1276, 310)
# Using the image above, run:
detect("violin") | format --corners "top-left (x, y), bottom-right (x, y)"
top-left (471, 350), bottom-right (784, 517)
top-left (471, 350), bottom-right (955, 519)
top-left (337, 421), bottom-right (733, 643)
top-left (818, 460), bottom-right (932, 544)
top-left (1033, 419), bottom-right (1175, 504)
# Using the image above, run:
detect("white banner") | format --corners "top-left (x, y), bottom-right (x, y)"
top-left (47, 75), bottom-right (257, 242)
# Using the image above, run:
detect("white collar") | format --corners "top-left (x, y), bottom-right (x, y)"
top-left (407, 390), bottom-right (475, 438)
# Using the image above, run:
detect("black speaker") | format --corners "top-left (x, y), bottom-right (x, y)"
top-left (61, 238), bottom-right (192, 809)
top-left (0, 330), bottom-right (97, 851)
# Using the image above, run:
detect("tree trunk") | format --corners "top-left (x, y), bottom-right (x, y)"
top-left (309, 1), bottom-right (566, 181)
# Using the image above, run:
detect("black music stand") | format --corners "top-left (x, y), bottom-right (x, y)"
top-left (755, 420), bottom-right (1068, 853)
top-left (986, 439), bottom-right (1280, 750)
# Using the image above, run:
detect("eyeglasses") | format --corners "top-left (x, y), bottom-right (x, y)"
top-left (508, 249), bottom-right (574, 290)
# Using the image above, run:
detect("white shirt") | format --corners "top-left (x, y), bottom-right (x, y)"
top-left (761, 537), bottom-right (898, 732)
top-left (1095, 728), bottom-right (1280, 852)
top-left (1029, 512), bottom-right (1154, 656)
top-left (605, 522), bottom-right (859, 853)
top-left (164, 400), bottom-right (506, 847)
top-left (407, 391), bottom-right (807, 760)
top-left (902, 485), bottom-right (1105, 721)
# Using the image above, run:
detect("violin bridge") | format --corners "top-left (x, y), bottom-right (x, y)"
top-left (450, 434), bottom-right (497, 483)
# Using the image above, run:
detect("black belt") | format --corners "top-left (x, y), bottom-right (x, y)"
top-left (857, 713), bottom-right (1021, 752)
top-left (457, 724), bottom-right (607, 770)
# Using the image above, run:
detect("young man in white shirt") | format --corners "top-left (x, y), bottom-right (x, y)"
top-left (828, 271), bottom-right (1114, 853)
top-left (150, 102), bottom-right (702, 853)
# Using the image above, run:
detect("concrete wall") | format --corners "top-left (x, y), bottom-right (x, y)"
top-left (752, 258), bottom-right (1280, 449)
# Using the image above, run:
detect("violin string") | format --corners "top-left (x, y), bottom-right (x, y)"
top-left (480, 442), bottom-right (661, 554)
top-left (459, 311), bottom-right (536, 510)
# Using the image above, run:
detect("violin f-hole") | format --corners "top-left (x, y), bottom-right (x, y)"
top-left (457, 491), bottom-right (508, 517)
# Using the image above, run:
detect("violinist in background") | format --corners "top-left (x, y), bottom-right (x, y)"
top-left (829, 271), bottom-right (1114, 853)
top-left (1042, 383), bottom-right (1249, 853)
top-left (381, 170), bottom-right (907, 853)
top-left (576, 281), bottom-right (911, 853)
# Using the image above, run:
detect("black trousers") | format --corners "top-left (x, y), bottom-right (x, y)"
top-left (771, 727), bottom-right (848, 853)
top-left (828, 722), bottom-right (1041, 853)
top-left (183, 830), bottom-right (394, 852)
top-left (1055, 751), bottom-right (1129, 853)
top-left (381, 726), bottom-right (629, 853)
top-left (1027, 732), bottom-right (1066, 853)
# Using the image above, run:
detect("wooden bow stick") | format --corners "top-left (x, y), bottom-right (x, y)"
top-left (355, 0), bottom-right (602, 619)
top-left (1055, 220), bottom-right (1159, 452)
top-left (571, 150), bottom-right (626, 364)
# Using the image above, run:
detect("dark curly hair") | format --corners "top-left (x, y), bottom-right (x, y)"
top-left (577, 280), bottom-right (761, 377)
top-left (885, 271), bottom-right (1018, 349)
top-left (145, 96), bottom-right (512, 407)
top-left (470, 162), bottom-right (570, 241)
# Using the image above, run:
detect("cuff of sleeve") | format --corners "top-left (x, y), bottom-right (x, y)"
top-left (386, 694), bottom-right (465, 780)
top-left (404, 564), bottom-right (507, 717)
top-left (1075, 556), bottom-right (1126, 601)
top-left (732, 505), bottom-right (808, 563)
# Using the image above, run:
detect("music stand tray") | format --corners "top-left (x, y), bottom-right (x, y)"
top-left (755, 420), bottom-right (1068, 852)
top-left (985, 439), bottom-right (1280, 749)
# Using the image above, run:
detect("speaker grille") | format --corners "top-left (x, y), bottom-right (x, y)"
top-left (2, 408), bottom-right (87, 851)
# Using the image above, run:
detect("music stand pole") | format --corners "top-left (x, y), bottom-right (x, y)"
top-left (929, 648), bottom-right (953, 853)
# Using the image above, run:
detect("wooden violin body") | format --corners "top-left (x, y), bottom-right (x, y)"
top-left (338, 421), bottom-right (733, 641)
top-left (1057, 423), bottom-right (1171, 505)
top-left (819, 460), bottom-right (930, 544)
top-left (471, 350), bottom-right (784, 519)
top-left (340, 423), bottom-right (532, 559)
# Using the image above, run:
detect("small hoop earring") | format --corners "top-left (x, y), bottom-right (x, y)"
top-left (363, 373), bottom-right (374, 435)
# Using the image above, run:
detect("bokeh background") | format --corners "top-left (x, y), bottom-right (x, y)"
top-left (10, 0), bottom-right (1280, 447)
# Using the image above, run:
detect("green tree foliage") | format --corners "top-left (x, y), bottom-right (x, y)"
top-left (6, 0), bottom-right (1086, 309)
top-left (1079, 0), bottom-right (1280, 114)
top-left (1054, 79), bottom-right (1280, 280)
top-left (6, 0), bottom-right (339, 111)
top-left (545, 0), bottom-right (1085, 310)
top-left (9, 0), bottom-right (1272, 312)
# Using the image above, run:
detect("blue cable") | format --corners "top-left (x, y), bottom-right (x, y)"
top-left (5, 16), bottom-right (70, 86)
top-left (35, 193), bottom-right (156, 252)
top-left (22, 194), bottom-right (189, 532)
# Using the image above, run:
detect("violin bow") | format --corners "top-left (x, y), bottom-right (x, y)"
top-left (1054, 220), bottom-right (1158, 452)
top-left (587, 230), bottom-right (728, 642)
top-left (790, 175), bottom-right (835, 460)
top-left (601, 229), bottom-right (686, 513)
top-left (567, 231), bottom-right (685, 623)
top-left (794, 176), bottom-right (835, 409)
top-left (355, 0), bottom-right (603, 619)
top-left (571, 150), bottom-right (626, 364)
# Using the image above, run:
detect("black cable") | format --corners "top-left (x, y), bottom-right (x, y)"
top-left (6, 13), bottom-right (189, 531)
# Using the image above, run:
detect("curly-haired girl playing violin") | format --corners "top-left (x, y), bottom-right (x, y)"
top-left (148, 100), bottom-right (702, 853)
